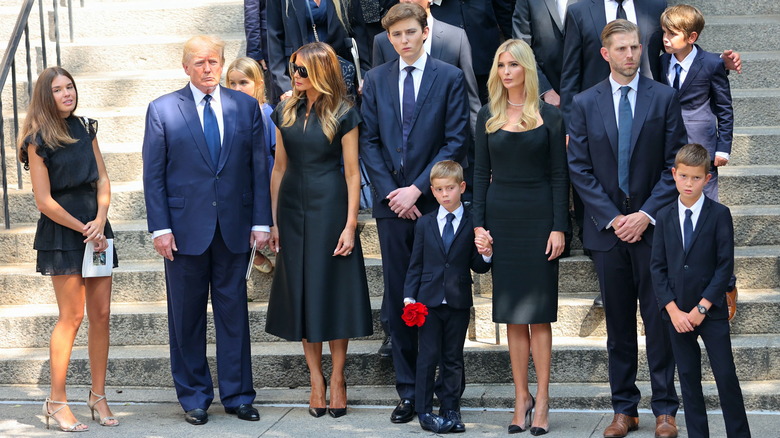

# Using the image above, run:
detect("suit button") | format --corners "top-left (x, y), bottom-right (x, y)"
top-left (684, 265), bottom-right (689, 270)
top-left (215, 175), bottom-right (220, 180)
top-left (212, 201), bottom-right (217, 207)
top-left (396, 147), bottom-right (401, 152)
top-left (445, 263), bottom-right (450, 268)
top-left (392, 170), bottom-right (398, 175)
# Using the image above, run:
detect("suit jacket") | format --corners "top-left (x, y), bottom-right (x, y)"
top-left (430, 0), bottom-right (510, 76)
top-left (142, 85), bottom-right (273, 255)
top-left (244, 0), bottom-right (269, 63)
top-left (403, 209), bottom-right (491, 309)
top-left (512, 0), bottom-right (577, 95)
top-left (560, 0), bottom-right (667, 124)
top-left (658, 45), bottom-right (733, 157)
top-left (360, 56), bottom-right (469, 219)
top-left (372, 18), bottom-right (480, 132)
top-left (567, 75), bottom-right (687, 251)
top-left (650, 196), bottom-right (734, 320)
top-left (266, 0), bottom-right (371, 98)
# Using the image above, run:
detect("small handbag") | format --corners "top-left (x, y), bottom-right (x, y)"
top-left (82, 239), bottom-right (114, 278)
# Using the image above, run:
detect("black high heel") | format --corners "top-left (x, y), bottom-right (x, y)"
top-left (328, 382), bottom-right (347, 418)
top-left (529, 398), bottom-right (549, 435)
top-left (508, 395), bottom-right (534, 434)
top-left (308, 377), bottom-right (327, 418)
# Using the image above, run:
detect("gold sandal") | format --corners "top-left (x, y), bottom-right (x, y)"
top-left (87, 390), bottom-right (119, 427)
top-left (42, 398), bottom-right (89, 432)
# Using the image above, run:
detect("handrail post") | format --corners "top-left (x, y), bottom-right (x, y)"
top-left (0, 97), bottom-right (9, 230)
top-left (39, 0), bottom-right (47, 67)
top-left (52, 0), bottom-right (61, 66)
top-left (68, 0), bottom-right (74, 43)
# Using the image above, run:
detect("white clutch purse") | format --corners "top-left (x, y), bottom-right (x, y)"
top-left (82, 238), bottom-right (114, 278)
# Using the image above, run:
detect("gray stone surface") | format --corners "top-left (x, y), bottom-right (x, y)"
top-left (732, 88), bottom-right (780, 127)
top-left (697, 16), bottom-right (780, 53)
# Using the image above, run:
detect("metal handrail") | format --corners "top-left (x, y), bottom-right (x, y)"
top-left (0, 0), bottom-right (76, 229)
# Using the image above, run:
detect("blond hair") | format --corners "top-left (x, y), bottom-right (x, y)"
top-left (430, 160), bottom-right (464, 184)
top-left (485, 39), bottom-right (540, 134)
top-left (660, 4), bottom-right (705, 40)
top-left (182, 35), bottom-right (225, 65)
top-left (280, 42), bottom-right (350, 142)
top-left (226, 57), bottom-right (267, 104)
top-left (601, 19), bottom-right (640, 48)
top-left (18, 67), bottom-right (79, 166)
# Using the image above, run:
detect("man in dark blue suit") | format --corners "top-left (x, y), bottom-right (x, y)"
top-left (360, 3), bottom-right (469, 424)
top-left (142, 35), bottom-right (272, 426)
top-left (651, 144), bottom-right (751, 438)
top-left (567, 20), bottom-right (687, 438)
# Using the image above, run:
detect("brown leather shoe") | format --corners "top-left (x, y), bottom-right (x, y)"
top-left (604, 413), bottom-right (639, 437)
top-left (655, 415), bottom-right (678, 438)
top-left (726, 286), bottom-right (738, 321)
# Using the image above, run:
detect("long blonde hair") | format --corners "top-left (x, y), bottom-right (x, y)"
top-left (281, 42), bottom-right (350, 142)
top-left (17, 66), bottom-right (79, 165)
top-left (226, 56), bottom-right (267, 104)
top-left (485, 39), bottom-right (540, 134)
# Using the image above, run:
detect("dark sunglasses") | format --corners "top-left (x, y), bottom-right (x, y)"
top-left (289, 62), bottom-right (309, 78)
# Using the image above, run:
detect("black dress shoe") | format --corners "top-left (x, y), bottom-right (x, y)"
top-left (442, 409), bottom-right (465, 433)
top-left (378, 336), bottom-right (392, 358)
top-left (419, 413), bottom-right (454, 434)
top-left (224, 404), bottom-right (259, 421)
top-left (593, 294), bottom-right (603, 307)
top-left (184, 408), bottom-right (208, 425)
top-left (390, 398), bottom-right (415, 423)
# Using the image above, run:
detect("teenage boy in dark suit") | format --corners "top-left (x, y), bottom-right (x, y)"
top-left (650, 143), bottom-right (750, 438)
top-left (403, 160), bottom-right (492, 433)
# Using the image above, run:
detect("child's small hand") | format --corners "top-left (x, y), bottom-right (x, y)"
top-left (686, 308), bottom-right (706, 327)
top-left (666, 303), bottom-right (693, 333)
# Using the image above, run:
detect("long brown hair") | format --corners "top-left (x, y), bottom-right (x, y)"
top-left (280, 42), bottom-right (349, 142)
top-left (17, 66), bottom-right (79, 163)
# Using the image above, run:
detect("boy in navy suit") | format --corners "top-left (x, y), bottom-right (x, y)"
top-left (659, 4), bottom-right (734, 202)
top-left (403, 160), bottom-right (492, 434)
top-left (650, 144), bottom-right (750, 438)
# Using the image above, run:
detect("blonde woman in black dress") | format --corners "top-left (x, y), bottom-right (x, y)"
top-left (18, 67), bottom-right (118, 431)
top-left (473, 40), bottom-right (569, 436)
top-left (265, 42), bottom-right (372, 418)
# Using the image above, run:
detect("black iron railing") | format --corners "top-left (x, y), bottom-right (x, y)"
top-left (1, 0), bottom-right (78, 229)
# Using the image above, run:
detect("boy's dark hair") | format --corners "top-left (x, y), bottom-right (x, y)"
top-left (660, 4), bottom-right (705, 40)
top-left (674, 143), bottom-right (711, 171)
top-left (381, 3), bottom-right (427, 32)
top-left (601, 19), bottom-right (640, 47)
top-left (430, 160), bottom-right (464, 184)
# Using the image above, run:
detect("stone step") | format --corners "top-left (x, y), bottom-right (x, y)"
top-left (0, 334), bottom-right (776, 387)
top-left (731, 126), bottom-right (780, 166)
top-left (4, 289), bottom-right (779, 350)
top-left (674, 0), bottom-right (780, 16)
top-left (697, 16), bottom-right (780, 54)
top-left (4, 166), bottom-right (780, 223)
top-left (728, 51), bottom-right (780, 90)
top-left (732, 88), bottom-right (780, 127)
top-left (471, 289), bottom-right (780, 341)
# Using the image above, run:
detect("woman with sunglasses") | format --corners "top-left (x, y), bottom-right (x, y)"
top-left (265, 42), bottom-right (372, 418)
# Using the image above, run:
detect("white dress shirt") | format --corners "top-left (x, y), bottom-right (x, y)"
top-left (667, 44), bottom-right (697, 89)
top-left (678, 193), bottom-right (705, 243)
top-left (398, 51), bottom-right (428, 111)
top-left (604, 0), bottom-right (637, 24)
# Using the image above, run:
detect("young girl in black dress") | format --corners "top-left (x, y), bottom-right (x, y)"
top-left (18, 66), bottom-right (118, 431)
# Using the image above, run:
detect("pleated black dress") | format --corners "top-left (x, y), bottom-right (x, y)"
top-left (21, 116), bottom-right (118, 276)
top-left (472, 102), bottom-right (569, 324)
top-left (265, 100), bottom-right (373, 342)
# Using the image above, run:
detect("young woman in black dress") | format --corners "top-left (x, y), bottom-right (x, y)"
top-left (18, 67), bottom-right (118, 431)
top-left (265, 42), bottom-right (372, 418)
top-left (473, 40), bottom-right (569, 435)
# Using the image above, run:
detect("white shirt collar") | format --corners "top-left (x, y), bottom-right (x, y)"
top-left (399, 50), bottom-right (428, 74)
top-left (670, 45), bottom-right (698, 72)
top-left (678, 193), bottom-right (705, 217)
top-left (189, 82), bottom-right (221, 105)
top-left (437, 203), bottom-right (464, 223)
top-left (609, 73), bottom-right (640, 96)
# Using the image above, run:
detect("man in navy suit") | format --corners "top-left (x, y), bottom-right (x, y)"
top-left (567, 20), bottom-right (687, 438)
top-left (360, 2), bottom-right (469, 424)
top-left (403, 160), bottom-right (491, 433)
top-left (651, 144), bottom-right (751, 438)
top-left (142, 35), bottom-right (272, 425)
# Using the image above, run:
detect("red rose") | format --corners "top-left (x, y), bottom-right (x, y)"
top-left (402, 302), bottom-right (428, 327)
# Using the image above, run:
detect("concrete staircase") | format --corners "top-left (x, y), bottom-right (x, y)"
top-left (1, 0), bottom-right (779, 411)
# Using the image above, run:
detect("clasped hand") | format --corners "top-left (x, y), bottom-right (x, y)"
top-left (83, 219), bottom-right (108, 252)
top-left (613, 213), bottom-right (650, 243)
top-left (387, 185), bottom-right (422, 219)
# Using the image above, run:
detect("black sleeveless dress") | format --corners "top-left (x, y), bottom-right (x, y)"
top-left (265, 100), bottom-right (372, 342)
top-left (21, 116), bottom-right (118, 275)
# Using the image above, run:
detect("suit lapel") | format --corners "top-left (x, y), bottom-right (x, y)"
top-left (630, 77), bottom-right (653, 158)
top-left (587, 0), bottom-right (607, 40)
top-left (409, 60), bottom-right (437, 134)
top-left (217, 86), bottom-right (235, 173)
top-left (669, 202), bottom-right (684, 251)
top-left (177, 86), bottom-right (216, 173)
top-left (544, 0), bottom-right (564, 33)
top-left (660, 53), bottom-right (672, 86)
top-left (430, 18), bottom-right (444, 59)
top-left (387, 60), bottom-right (403, 131)
top-left (596, 81), bottom-right (619, 159)
top-left (679, 46), bottom-right (705, 95)
top-left (429, 213), bottom-right (446, 255)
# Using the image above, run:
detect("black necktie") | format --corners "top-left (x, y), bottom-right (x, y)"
top-left (203, 94), bottom-right (220, 166)
top-left (684, 209), bottom-right (693, 251)
top-left (616, 0), bottom-right (627, 20)
top-left (672, 63), bottom-right (682, 90)
top-left (618, 86), bottom-right (632, 195)
top-left (402, 66), bottom-right (416, 167)
top-left (442, 213), bottom-right (455, 253)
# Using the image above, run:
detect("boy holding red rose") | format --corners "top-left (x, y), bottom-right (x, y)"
top-left (403, 160), bottom-right (492, 433)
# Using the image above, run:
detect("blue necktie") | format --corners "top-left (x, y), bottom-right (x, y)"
top-left (442, 213), bottom-right (455, 254)
top-left (618, 86), bottom-right (632, 196)
top-left (615, 0), bottom-right (627, 20)
top-left (684, 209), bottom-right (693, 252)
top-left (402, 66), bottom-right (416, 167)
top-left (203, 94), bottom-right (220, 166)
top-left (672, 63), bottom-right (682, 90)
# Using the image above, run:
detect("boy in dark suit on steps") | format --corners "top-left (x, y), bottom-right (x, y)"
top-left (650, 144), bottom-right (750, 438)
top-left (403, 160), bottom-right (492, 434)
